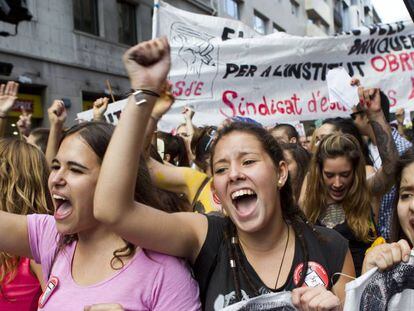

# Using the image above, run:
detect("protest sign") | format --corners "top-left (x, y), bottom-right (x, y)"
top-left (78, 1), bottom-right (414, 131)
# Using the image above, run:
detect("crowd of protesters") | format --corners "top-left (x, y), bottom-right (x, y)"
top-left (0, 37), bottom-right (413, 311)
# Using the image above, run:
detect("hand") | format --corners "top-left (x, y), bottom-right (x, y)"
top-left (395, 108), bottom-right (405, 125)
top-left (292, 286), bottom-right (341, 311)
top-left (357, 86), bottom-right (382, 115)
top-left (362, 239), bottom-right (411, 274)
top-left (0, 81), bottom-right (19, 117)
top-left (182, 105), bottom-right (195, 120)
top-left (151, 81), bottom-right (174, 120)
top-left (350, 78), bottom-right (361, 87)
top-left (93, 97), bottom-right (109, 121)
top-left (47, 100), bottom-right (67, 127)
top-left (122, 37), bottom-right (171, 93)
top-left (16, 109), bottom-right (32, 137)
top-left (84, 303), bottom-right (124, 311)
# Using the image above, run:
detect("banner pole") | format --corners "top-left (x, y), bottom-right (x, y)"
top-left (152, 0), bottom-right (160, 39)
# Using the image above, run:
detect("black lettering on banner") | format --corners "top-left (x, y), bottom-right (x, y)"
top-left (221, 27), bottom-right (244, 41)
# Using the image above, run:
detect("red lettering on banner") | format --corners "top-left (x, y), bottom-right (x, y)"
top-left (387, 90), bottom-right (397, 107)
top-left (172, 81), bottom-right (204, 97)
top-left (371, 52), bottom-right (414, 73)
top-left (220, 90), bottom-right (303, 118)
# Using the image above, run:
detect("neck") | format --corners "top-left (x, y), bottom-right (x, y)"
top-left (236, 211), bottom-right (288, 255)
top-left (77, 223), bottom-right (124, 251)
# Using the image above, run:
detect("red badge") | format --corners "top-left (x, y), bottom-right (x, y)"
top-left (293, 261), bottom-right (329, 288)
top-left (38, 276), bottom-right (59, 308)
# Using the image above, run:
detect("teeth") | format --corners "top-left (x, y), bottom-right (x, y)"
top-left (231, 189), bottom-right (255, 200)
top-left (53, 194), bottom-right (67, 200)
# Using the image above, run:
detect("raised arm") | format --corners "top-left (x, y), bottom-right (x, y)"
top-left (362, 88), bottom-right (398, 202)
top-left (45, 100), bottom-right (67, 166)
top-left (94, 37), bottom-right (207, 263)
top-left (0, 81), bottom-right (19, 137)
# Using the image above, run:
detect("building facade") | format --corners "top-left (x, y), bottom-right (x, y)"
top-left (0, 0), bottom-right (382, 131)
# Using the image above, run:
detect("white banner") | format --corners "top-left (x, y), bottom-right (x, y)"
top-left (78, 2), bottom-right (414, 131)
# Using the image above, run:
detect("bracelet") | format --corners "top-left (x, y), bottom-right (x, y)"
top-left (131, 89), bottom-right (160, 97)
top-left (132, 89), bottom-right (160, 106)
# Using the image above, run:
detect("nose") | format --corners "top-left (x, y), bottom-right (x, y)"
top-left (228, 164), bottom-right (245, 182)
top-left (333, 176), bottom-right (342, 188)
top-left (49, 169), bottom-right (66, 188)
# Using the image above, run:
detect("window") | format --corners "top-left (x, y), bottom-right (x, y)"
top-left (224, 0), bottom-right (239, 19)
top-left (73, 0), bottom-right (99, 35)
top-left (273, 23), bottom-right (285, 33)
top-left (118, 1), bottom-right (137, 45)
top-left (253, 12), bottom-right (266, 35)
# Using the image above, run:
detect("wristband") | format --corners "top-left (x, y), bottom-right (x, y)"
top-left (132, 89), bottom-right (160, 106)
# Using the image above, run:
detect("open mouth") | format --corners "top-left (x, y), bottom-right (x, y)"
top-left (231, 189), bottom-right (258, 217)
top-left (330, 188), bottom-right (345, 198)
top-left (53, 194), bottom-right (73, 220)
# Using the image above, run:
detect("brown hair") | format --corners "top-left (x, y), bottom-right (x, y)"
top-left (0, 138), bottom-right (51, 286)
top-left (56, 122), bottom-right (165, 270)
top-left (305, 133), bottom-right (374, 242)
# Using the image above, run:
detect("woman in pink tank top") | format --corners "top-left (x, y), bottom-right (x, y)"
top-left (0, 138), bottom-right (50, 310)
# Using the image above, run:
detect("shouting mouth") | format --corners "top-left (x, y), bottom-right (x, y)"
top-left (53, 194), bottom-right (73, 220)
top-left (231, 188), bottom-right (258, 218)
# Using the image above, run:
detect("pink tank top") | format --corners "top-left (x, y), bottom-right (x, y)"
top-left (0, 257), bottom-right (41, 311)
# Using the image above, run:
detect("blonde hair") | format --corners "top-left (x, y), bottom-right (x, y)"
top-left (0, 138), bottom-right (51, 285)
top-left (304, 133), bottom-right (374, 242)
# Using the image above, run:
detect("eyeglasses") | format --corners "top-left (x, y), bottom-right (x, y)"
top-left (350, 111), bottom-right (364, 120)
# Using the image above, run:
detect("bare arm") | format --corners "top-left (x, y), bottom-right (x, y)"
top-left (0, 81), bottom-right (19, 137)
top-left (0, 211), bottom-right (31, 258)
top-left (45, 100), bottom-right (67, 166)
top-left (94, 38), bottom-right (207, 263)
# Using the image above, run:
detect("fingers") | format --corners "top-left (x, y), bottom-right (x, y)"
top-left (292, 287), bottom-right (340, 311)
top-left (93, 97), bottom-right (109, 109)
top-left (350, 78), bottom-right (361, 87)
top-left (126, 37), bottom-right (169, 67)
top-left (4, 81), bottom-right (19, 96)
top-left (398, 239), bottom-right (411, 262)
top-left (365, 241), bottom-right (410, 272)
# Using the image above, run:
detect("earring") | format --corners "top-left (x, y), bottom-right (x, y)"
top-left (277, 180), bottom-right (282, 188)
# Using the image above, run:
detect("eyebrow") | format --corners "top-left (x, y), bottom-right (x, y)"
top-left (400, 186), bottom-right (414, 192)
top-left (213, 151), bottom-right (260, 166)
top-left (51, 159), bottom-right (89, 171)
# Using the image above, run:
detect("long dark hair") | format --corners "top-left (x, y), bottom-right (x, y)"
top-left (390, 148), bottom-right (414, 245)
top-left (209, 122), bottom-right (310, 300)
top-left (280, 143), bottom-right (311, 203)
top-left (56, 122), bottom-right (163, 269)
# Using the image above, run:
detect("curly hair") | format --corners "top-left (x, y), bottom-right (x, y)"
top-left (0, 138), bottom-right (51, 286)
top-left (304, 133), bottom-right (375, 242)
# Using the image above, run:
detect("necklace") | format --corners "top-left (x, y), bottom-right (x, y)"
top-left (233, 222), bottom-right (291, 291)
top-left (274, 223), bottom-right (290, 289)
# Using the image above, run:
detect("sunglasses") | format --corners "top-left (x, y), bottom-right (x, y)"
top-left (350, 111), bottom-right (364, 120)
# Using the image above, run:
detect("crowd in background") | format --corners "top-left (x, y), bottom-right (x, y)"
top-left (0, 37), bottom-right (413, 310)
